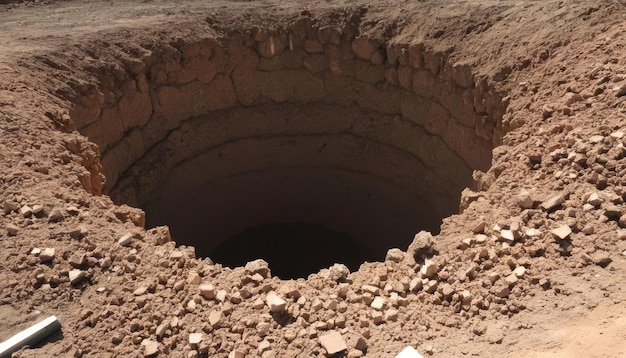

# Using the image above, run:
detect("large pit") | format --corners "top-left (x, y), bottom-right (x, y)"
top-left (69, 23), bottom-right (505, 279)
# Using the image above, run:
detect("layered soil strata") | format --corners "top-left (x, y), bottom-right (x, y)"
top-left (67, 21), bottom-right (505, 273)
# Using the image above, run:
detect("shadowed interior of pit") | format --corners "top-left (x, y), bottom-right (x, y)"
top-left (208, 222), bottom-right (374, 279)
top-left (144, 166), bottom-right (441, 280)
top-left (68, 24), bottom-right (503, 281)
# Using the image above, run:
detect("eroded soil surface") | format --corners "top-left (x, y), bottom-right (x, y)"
top-left (1, 1), bottom-right (626, 357)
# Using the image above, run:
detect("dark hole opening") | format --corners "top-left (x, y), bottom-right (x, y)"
top-left (209, 222), bottom-right (375, 279)
top-left (143, 166), bottom-right (443, 279)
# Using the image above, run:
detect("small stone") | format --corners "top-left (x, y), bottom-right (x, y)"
top-left (513, 266), bottom-right (526, 278)
top-left (186, 299), bottom-right (197, 312)
top-left (252, 297), bottom-right (265, 309)
top-left (69, 269), bottom-right (86, 284)
top-left (172, 280), bottom-right (185, 291)
top-left (370, 296), bottom-right (385, 310)
top-left (69, 225), bottom-right (88, 239)
top-left (189, 333), bottom-right (203, 346)
top-left (228, 351), bottom-right (245, 358)
top-left (284, 286), bottom-right (301, 299)
top-left (395, 346), bottom-right (425, 358)
top-left (619, 214), bottom-right (626, 228)
top-left (440, 283), bottom-right (455, 298)
top-left (539, 278), bottom-right (551, 289)
top-left (48, 208), bottom-right (64, 223)
top-left (551, 225), bottom-right (572, 240)
top-left (39, 247), bottom-right (55, 262)
top-left (141, 339), bottom-right (159, 357)
top-left (407, 231), bottom-right (436, 262)
top-left (6, 223), bottom-right (19, 236)
top-left (420, 258), bottom-right (439, 278)
top-left (582, 225), bottom-right (595, 235)
top-left (258, 340), bottom-right (271, 353)
top-left (474, 234), bottom-right (488, 244)
top-left (216, 290), bottom-right (227, 302)
top-left (409, 277), bottom-right (423, 292)
top-left (118, 233), bottom-right (133, 247)
top-left (525, 228), bottom-right (541, 237)
top-left (604, 205), bottom-right (622, 219)
top-left (266, 291), bottom-right (287, 313)
top-left (471, 221), bottom-right (486, 234)
top-left (133, 286), bottom-right (147, 296)
top-left (327, 263), bottom-right (350, 282)
top-left (319, 331), bottom-right (348, 355)
top-left (492, 284), bottom-right (510, 298)
top-left (540, 194), bottom-right (565, 212)
top-left (499, 230), bottom-right (515, 244)
top-left (245, 259), bottom-right (271, 278)
top-left (361, 284), bottom-right (379, 295)
top-left (69, 254), bottom-right (87, 268)
top-left (589, 135), bottom-right (605, 143)
top-left (516, 190), bottom-right (534, 209)
top-left (199, 283), bottom-right (216, 299)
top-left (592, 252), bottom-right (612, 268)
top-left (385, 309), bottom-right (399, 322)
top-left (460, 237), bottom-right (473, 248)
top-left (155, 321), bottom-right (169, 338)
top-left (208, 310), bottom-right (221, 326)
top-left (586, 192), bottom-right (603, 207)
top-left (19, 205), bottom-right (33, 217)
top-left (423, 280), bottom-right (438, 294)
top-left (505, 274), bottom-right (518, 285)
top-left (385, 248), bottom-right (405, 263)
top-left (32, 205), bottom-right (44, 216)
top-left (459, 290), bottom-right (471, 304)
top-left (187, 270), bottom-right (202, 285)
top-left (345, 332), bottom-right (368, 352)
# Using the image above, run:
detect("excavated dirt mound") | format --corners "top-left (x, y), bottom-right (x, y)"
top-left (1, 1), bottom-right (626, 357)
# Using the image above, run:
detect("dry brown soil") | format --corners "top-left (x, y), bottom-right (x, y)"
top-left (1, 0), bottom-right (626, 357)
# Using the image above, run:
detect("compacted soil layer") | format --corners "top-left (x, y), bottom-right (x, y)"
top-left (1, 1), bottom-right (626, 357)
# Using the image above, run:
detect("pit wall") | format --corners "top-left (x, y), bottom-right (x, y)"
top-left (69, 23), bottom-right (506, 219)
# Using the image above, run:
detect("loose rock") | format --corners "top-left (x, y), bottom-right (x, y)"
top-left (327, 263), bottom-right (350, 282)
top-left (551, 225), bottom-right (572, 240)
top-left (245, 259), bottom-right (271, 278)
top-left (69, 269), bottom-right (86, 284)
top-left (141, 339), bottom-right (159, 357)
top-left (385, 248), bottom-right (405, 263)
top-left (118, 233), bottom-right (133, 247)
top-left (540, 194), bottom-right (565, 212)
top-left (6, 223), bottom-right (19, 236)
top-left (199, 283), bottom-right (216, 299)
top-left (319, 330), bottom-right (348, 355)
top-left (420, 258), bottom-right (439, 278)
top-left (189, 333), bottom-right (203, 346)
top-left (266, 291), bottom-right (287, 313)
top-left (39, 247), bottom-right (55, 262)
top-left (592, 252), bottom-right (612, 268)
